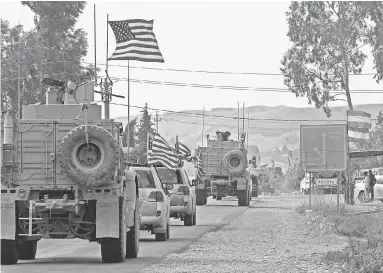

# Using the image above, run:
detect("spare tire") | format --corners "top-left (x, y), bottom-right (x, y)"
top-left (58, 125), bottom-right (120, 186)
top-left (222, 150), bottom-right (247, 175)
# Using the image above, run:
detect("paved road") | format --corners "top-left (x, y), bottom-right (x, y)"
top-left (2, 197), bottom-right (252, 273)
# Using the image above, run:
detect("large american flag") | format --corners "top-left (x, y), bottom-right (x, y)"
top-left (147, 133), bottom-right (179, 169)
top-left (175, 140), bottom-right (191, 159)
top-left (347, 110), bottom-right (372, 143)
top-left (108, 19), bottom-right (164, 63)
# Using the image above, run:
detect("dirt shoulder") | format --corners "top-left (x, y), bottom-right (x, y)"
top-left (140, 196), bottom-right (350, 273)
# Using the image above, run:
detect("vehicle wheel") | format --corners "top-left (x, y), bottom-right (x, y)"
top-left (166, 223), bottom-right (170, 239)
top-left (125, 205), bottom-right (139, 258)
top-left (101, 197), bottom-right (126, 263)
top-left (238, 190), bottom-right (250, 206)
top-left (358, 191), bottom-right (368, 203)
top-left (196, 189), bottom-right (205, 206)
top-left (155, 227), bottom-right (167, 241)
top-left (222, 150), bottom-right (247, 174)
top-left (216, 196), bottom-right (222, 201)
top-left (19, 240), bottom-right (37, 260)
top-left (192, 211), bottom-right (196, 225)
top-left (184, 212), bottom-right (193, 226)
top-left (58, 125), bottom-right (120, 187)
top-left (1, 240), bottom-right (19, 265)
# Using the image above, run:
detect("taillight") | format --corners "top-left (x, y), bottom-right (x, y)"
top-left (148, 191), bottom-right (164, 202)
top-left (178, 186), bottom-right (190, 195)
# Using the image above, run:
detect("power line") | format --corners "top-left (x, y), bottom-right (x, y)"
top-left (4, 72), bottom-right (381, 95)
top-left (83, 61), bottom-right (377, 76)
top-left (160, 117), bottom-right (300, 131)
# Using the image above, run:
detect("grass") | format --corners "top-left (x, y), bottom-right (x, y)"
top-left (295, 190), bottom-right (383, 273)
top-left (295, 189), bottom-right (349, 216)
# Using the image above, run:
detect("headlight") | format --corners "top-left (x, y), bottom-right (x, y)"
top-left (85, 189), bottom-right (93, 197)
top-left (18, 189), bottom-right (26, 198)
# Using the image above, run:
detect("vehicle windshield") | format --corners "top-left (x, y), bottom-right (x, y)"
top-left (157, 168), bottom-right (179, 184)
top-left (135, 170), bottom-right (156, 188)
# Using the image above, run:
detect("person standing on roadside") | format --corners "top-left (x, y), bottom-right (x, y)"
top-left (369, 170), bottom-right (377, 202)
top-left (363, 171), bottom-right (371, 202)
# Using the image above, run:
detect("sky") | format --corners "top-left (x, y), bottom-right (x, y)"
top-left (1, 0), bottom-right (382, 119)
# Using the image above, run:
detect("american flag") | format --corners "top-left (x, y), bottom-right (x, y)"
top-left (147, 133), bottom-right (179, 169)
top-left (196, 150), bottom-right (204, 180)
top-left (175, 140), bottom-right (191, 159)
top-left (347, 110), bottom-right (372, 143)
top-left (108, 19), bottom-right (164, 63)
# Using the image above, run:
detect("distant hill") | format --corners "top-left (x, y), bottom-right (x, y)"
top-left (115, 104), bottom-right (383, 171)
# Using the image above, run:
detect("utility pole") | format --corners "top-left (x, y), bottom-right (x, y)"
top-left (155, 111), bottom-right (162, 133)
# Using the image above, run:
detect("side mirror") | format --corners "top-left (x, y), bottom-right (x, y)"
top-left (166, 182), bottom-right (174, 190)
top-left (191, 179), bottom-right (198, 186)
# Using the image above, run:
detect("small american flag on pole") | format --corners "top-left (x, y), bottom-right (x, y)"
top-left (196, 150), bottom-right (204, 180)
top-left (347, 110), bottom-right (372, 143)
top-left (175, 139), bottom-right (191, 159)
top-left (147, 132), bottom-right (179, 169)
top-left (108, 19), bottom-right (164, 63)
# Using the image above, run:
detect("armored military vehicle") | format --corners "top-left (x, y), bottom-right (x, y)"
top-left (1, 79), bottom-right (140, 264)
top-left (194, 131), bottom-right (253, 206)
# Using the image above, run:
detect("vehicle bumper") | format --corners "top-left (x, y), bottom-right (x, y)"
top-left (140, 202), bottom-right (167, 232)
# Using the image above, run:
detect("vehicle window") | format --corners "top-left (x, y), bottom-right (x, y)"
top-left (135, 170), bottom-right (156, 188)
top-left (182, 170), bottom-right (191, 186)
top-left (157, 168), bottom-right (183, 184)
top-left (379, 169), bottom-right (383, 176)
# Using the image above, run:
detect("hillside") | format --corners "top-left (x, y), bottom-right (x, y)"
top-left (115, 104), bottom-right (383, 171)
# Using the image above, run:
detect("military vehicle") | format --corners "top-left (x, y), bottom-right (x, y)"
top-left (1, 79), bottom-right (140, 264)
top-left (194, 131), bottom-right (253, 206)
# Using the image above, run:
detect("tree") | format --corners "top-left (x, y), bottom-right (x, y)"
top-left (122, 118), bottom-right (137, 148)
top-left (281, 2), bottom-right (383, 117)
top-left (136, 103), bottom-right (155, 144)
top-left (1, 2), bottom-right (98, 117)
top-left (281, 144), bottom-right (289, 155)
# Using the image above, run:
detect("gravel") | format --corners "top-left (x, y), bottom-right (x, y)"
top-left (140, 196), bottom-right (350, 273)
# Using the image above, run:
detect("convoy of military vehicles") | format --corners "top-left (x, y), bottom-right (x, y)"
top-left (0, 78), bottom-right (278, 265)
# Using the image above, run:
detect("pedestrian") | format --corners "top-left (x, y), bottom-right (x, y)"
top-left (363, 171), bottom-right (371, 202)
top-left (369, 170), bottom-right (377, 202)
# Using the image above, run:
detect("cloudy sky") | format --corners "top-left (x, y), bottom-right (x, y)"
top-left (1, 0), bottom-right (382, 118)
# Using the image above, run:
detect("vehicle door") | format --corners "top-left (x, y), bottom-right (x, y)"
top-left (152, 166), bottom-right (171, 212)
top-left (375, 173), bottom-right (383, 199)
top-left (135, 168), bottom-right (157, 217)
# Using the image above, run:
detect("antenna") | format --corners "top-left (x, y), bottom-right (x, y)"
top-left (94, 4), bottom-right (97, 85)
top-left (201, 105), bottom-right (205, 146)
top-left (237, 102), bottom-right (240, 141)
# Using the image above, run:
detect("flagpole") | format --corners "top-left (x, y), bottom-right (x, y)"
top-left (94, 4), bottom-right (97, 84)
top-left (247, 108), bottom-right (250, 150)
top-left (127, 60), bottom-right (130, 162)
top-left (106, 13), bottom-right (109, 73)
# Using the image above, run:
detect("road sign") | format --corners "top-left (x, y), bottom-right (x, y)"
top-left (300, 124), bottom-right (348, 172)
top-left (314, 178), bottom-right (338, 187)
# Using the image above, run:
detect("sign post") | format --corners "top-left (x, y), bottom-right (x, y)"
top-left (300, 124), bottom-right (348, 212)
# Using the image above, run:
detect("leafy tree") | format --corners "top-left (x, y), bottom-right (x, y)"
top-left (135, 103), bottom-right (155, 163)
top-left (281, 1), bottom-right (383, 117)
top-left (136, 103), bottom-right (155, 144)
top-left (122, 118), bottom-right (137, 148)
top-left (1, 1), bottom-right (98, 117)
top-left (281, 144), bottom-right (289, 155)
